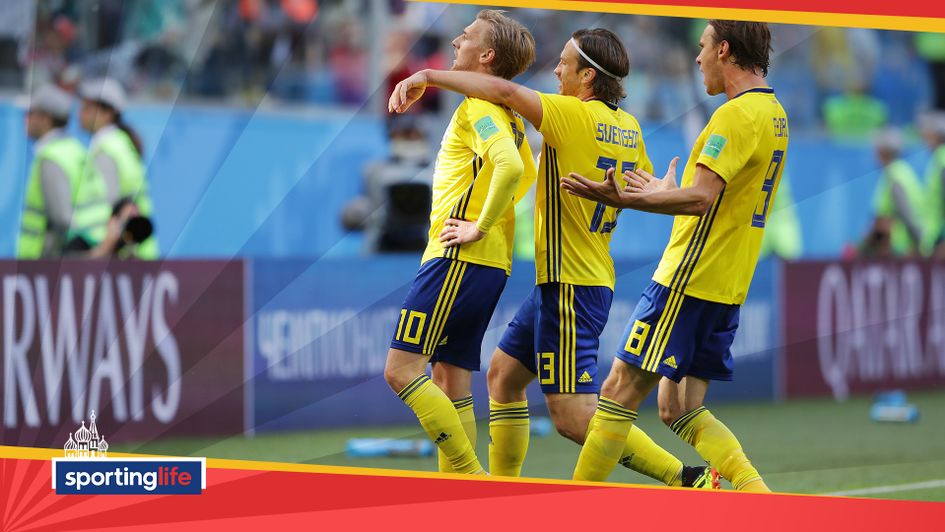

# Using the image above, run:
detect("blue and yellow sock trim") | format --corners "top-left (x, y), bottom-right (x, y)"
top-left (489, 406), bottom-right (529, 422)
top-left (397, 375), bottom-right (431, 402)
top-left (452, 395), bottom-right (474, 410)
top-left (597, 397), bottom-right (638, 421)
top-left (670, 406), bottom-right (708, 436)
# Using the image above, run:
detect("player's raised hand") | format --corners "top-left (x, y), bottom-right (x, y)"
top-left (389, 70), bottom-right (430, 114)
top-left (560, 166), bottom-right (633, 208)
top-left (624, 157), bottom-right (680, 193)
top-left (439, 217), bottom-right (486, 247)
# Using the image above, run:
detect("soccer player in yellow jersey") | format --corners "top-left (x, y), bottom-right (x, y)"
top-left (382, 10), bottom-right (536, 475)
top-left (392, 28), bottom-right (717, 488)
top-left (563, 21), bottom-right (787, 492)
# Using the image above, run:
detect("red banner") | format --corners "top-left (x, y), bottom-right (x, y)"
top-left (1, 452), bottom-right (942, 530)
top-left (783, 261), bottom-right (945, 399)
top-left (461, 0), bottom-right (945, 32)
top-left (0, 261), bottom-right (246, 448)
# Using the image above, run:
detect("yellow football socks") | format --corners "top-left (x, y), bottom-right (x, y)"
top-left (573, 397), bottom-right (637, 481)
top-left (619, 425), bottom-right (685, 486)
top-left (438, 395), bottom-right (477, 473)
top-left (398, 375), bottom-right (484, 474)
top-left (671, 406), bottom-right (769, 492)
top-left (488, 398), bottom-right (530, 476)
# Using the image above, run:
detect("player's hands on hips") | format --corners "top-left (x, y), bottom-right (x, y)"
top-left (560, 166), bottom-right (634, 208)
top-left (440, 217), bottom-right (486, 247)
top-left (389, 70), bottom-right (430, 114)
top-left (624, 157), bottom-right (680, 194)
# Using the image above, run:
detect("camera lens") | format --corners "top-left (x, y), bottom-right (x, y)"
top-left (122, 216), bottom-right (153, 244)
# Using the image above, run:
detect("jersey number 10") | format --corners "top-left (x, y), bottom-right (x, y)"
top-left (590, 157), bottom-right (636, 233)
top-left (751, 150), bottom-right (785, 228)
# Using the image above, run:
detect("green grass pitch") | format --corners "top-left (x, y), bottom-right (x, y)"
top-left (120, 390), bottom-right (945, 501)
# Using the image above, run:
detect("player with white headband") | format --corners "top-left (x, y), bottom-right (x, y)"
top-left (570, 37), bottom-right (621, 80)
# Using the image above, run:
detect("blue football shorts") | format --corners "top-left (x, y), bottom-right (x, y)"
top-left (498, 282), bottom-right (613, 394)
top-left (390, 257), bottom-right (507, 371)
top-left (615, 281), bottom-right (739, 382)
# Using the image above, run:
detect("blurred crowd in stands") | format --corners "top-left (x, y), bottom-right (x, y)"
top-left (5, 1), bottom-right (945, 261)
top-left (2, 0), bottom-right (943, 133)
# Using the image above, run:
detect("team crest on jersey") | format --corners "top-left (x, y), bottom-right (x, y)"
top-left (474, 116), bottom-right (499, 141)
top-left (702, 134), bottom-right (727, 159)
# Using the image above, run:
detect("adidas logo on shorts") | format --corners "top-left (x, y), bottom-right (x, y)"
top-left (662, 356), bottom-right (678, 369)
top-left (578, 371), bottom-right (592, 384)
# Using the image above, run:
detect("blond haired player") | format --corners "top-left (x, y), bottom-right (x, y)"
top-left (382, 10), bottom-right (536, 475)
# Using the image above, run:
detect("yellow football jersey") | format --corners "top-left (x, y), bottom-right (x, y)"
top-left (653, 88), bottom-right (789, 304)
top-left (535, 93), bottom-right (653, 289)
top-left (421, 97), bottom-right (536, 274)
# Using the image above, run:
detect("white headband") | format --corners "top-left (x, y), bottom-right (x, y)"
top-left (569, 37), bottom-right (621, 80)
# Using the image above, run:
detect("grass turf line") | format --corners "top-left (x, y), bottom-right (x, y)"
top-left (120, 389), bottom-right (945, 501)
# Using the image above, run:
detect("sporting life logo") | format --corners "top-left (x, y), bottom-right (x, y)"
top-left (52, 410), bottom-right (206, 495)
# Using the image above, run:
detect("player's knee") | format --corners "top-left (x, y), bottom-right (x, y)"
top-left (432, 363), bottom-right (471, 400)
top-left (598, 371), bottom-right (628, 402)
top-left (383, 356), bottom-right (411, 393)
top-left (382, 365), bottom-right (402, 392)
top-left (486, 365), bottom-right (513, 402)
top-left (487, 363), bottom-right (528, 404)
top-left (658, 403), bottom-right (684, 427)
top-left (430, 370), bottom-right (454, 397)
top-left (486, 360), bottom-right (503, 390)
top-left (487, 356), bottom-right (517, 393)
top-left (552, 417), bottom-right (584, 444)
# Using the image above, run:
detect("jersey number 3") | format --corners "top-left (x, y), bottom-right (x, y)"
top-left (751, 150), bottom-right (784, 228)
top-left (590, 157), bottom-right (635, 233)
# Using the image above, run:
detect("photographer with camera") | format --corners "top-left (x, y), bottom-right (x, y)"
top-left (78, 77), bottom-right (160, 259)
top-left (341, 115), bottom-right (434, 253)
top-left (64, 198), bottom-right (154, 259)
top-left (73, 199), bottom-right (153, 258)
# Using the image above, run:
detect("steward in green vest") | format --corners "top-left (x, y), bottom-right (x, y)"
top-left (920, 112), bottom-right (945, 256)
top-left (18, 85), bottom-right (110, 259)
top-left (867, 130), bottom-right (925, 257)
top-left (79, 78), bottom-right (159, 259)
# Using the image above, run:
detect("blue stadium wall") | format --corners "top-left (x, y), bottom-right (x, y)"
top-left (1, 101), bottom-right (934, 259)
top-left (247, 257), bottom-right (779, 432)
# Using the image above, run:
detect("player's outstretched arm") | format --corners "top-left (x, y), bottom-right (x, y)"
top-left (390, 69), bottom-right (543, 128)
top-left (561, 157), bottom-right (725, 216)
top-left (560, 157), bottom-right (679, 209)
top-left (621, 163), bottom-right (724, 216)
top-left (559, 166), bottom-right (631, 208)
